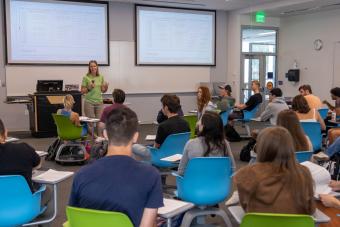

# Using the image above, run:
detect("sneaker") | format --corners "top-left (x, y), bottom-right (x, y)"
top-left (313, 152), bottom-right (329, 161)
top-left (225, 191), bottom-right (239, 206)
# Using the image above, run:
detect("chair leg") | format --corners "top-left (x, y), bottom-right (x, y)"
top-left (55, 144), bottom-right (66, 162)
top-left (180, 207), bottom-right (232, 227)
top-left (180, 209), bottom-right (197, 227)
top-left (245, 124), bottom-right (251, 137)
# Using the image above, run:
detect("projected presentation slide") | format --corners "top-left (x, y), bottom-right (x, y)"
top-left (136, 5), bottom-right (216, 66)
top-left (5, 0), bottom-right (109, 65)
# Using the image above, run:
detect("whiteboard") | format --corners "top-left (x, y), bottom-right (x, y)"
top-left (6, 41), bottom-right (210, 96)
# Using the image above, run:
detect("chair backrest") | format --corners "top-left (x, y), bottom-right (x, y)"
top-left (150, 132), bottom-right (191, 167)
top-left (66, 206), bottom-right (133, 227)
top-left (318, 108), bottom-right (329, 120)
top-left (300, 121), bottom-right (322, 151)
top-left (295, 151), bottom-right (313, 163)
top-left (243, 105), bottom-right (260, 121)
top-left (240, 213), bottom-right (314, 227)
top-left (220, 110), bottom-right (230, 127)
top-left (52, 114), bottom-right (83, 140)
top-left (0, 175), bottom-right (42, 227)
top-left (178, 157), bottom-right (232, 206)
top-left (183, 115), bottom-right (198, 138)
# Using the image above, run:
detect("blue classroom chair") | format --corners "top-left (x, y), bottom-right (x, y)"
top-left (148, 132), bottom-right (190, 168)
top-left (173, 157), bottom-right (233, 227)
top-left (0, 175), bottom-right (47, 227)
top-left (295, 151), bottom-right (313, 163)
top-left (300, 121), bottom-right (322, 152)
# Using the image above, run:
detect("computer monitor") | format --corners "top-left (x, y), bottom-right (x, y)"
top-left (36, 80), bottom-right (63, 93)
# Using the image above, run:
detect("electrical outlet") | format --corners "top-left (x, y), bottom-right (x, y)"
top-left (24, 109), bottom-right (29, 115)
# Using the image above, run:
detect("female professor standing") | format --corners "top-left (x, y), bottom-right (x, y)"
top-left (81, 60), bottom-right (108, 134)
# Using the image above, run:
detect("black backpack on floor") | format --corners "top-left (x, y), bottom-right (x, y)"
top-left (45, 138), bottom-right (62, 161)
top-left (239, 138), bottom-right (256, 162)
top-left (224, 124), bottom-right (241, 142)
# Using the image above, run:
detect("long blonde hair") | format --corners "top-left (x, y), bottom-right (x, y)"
top-left (63, 95), bottom-right (75, 110)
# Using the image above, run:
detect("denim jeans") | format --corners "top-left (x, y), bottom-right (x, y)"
top-left (326, 137), bottom-right (340, 158)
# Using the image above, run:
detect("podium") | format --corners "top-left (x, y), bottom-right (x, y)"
top-left (28, 91), bottom-right (82, 137)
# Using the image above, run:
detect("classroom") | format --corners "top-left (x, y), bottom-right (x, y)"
top-left (0, 0), bottom-right (340, 226)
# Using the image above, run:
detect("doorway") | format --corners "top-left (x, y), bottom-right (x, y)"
top-left (240, 27), bottom-right (278, 103)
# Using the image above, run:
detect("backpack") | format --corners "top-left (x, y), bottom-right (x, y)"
top-left (239, 138), bottom-right (256, 162)
top-left (224, 124), bottom-right (241, 142)
top-left (323, 153), bottom-right (340, 180)
top-left (88, 140), bottom-right (108, 163)
top-left (45, 138), bottom-right (62, 161)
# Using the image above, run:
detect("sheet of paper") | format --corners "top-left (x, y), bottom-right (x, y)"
top-left (301, 161), bottom-right (332, 197)
top-left (161, 154), bottom-right (183, 162)
top-left (145, 135), bottom-right (156, 141)
top-left (158, 198), bottom-right (193, 215)
top-left (6, 137), bottom-right (19, 142)
top-left (36, 150), bottom-right (48, 157)
top-left (79, 116), bottom-right (89, 121)
top-left (32, 169), bottom-right (73, 183)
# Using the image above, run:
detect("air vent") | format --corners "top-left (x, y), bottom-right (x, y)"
top-left (141, 0), bottom-right (205, 7)
top-left (281, 2), bottom-right (340, 15)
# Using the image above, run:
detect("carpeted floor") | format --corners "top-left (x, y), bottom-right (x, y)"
top-left (9, 121), bottom-right (266, 227)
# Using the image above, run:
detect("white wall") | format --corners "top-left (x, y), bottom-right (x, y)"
top-left (0, 2), bottom-right (228, 130)
top-left (278, 9), bottom-right (340, 101)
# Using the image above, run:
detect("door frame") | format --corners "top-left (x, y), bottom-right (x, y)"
top-left (240, 26), bottom-right (279, 103)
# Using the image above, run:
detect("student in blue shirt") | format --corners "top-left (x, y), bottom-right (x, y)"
top-left (69, 107), bottom-right (164, 227)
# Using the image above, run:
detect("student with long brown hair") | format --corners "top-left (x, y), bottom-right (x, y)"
top-left (197, 86), bottom-right (216, 120)
top-left (292, 94), bottom-right (326, 130)
top-left (234, 127), bottom-right (315, 214)
top-left (277, 109), bottom-right (313, 152)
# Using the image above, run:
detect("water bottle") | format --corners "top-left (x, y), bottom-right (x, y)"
top-left (331, 111), bottom-right (336, 121)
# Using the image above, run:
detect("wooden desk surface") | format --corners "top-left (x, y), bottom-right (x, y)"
top-left (317, 201), bottom-right (340, 227)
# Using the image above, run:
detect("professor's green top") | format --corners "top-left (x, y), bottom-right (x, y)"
top-left (82, 74), bottom-right (104, 104)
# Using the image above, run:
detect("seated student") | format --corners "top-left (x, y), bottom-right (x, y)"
top-left (98, 88), bottom-right (126, 135)
top-left (216, 84), bottom-right (235, 112)
top-left (292, 95), bottom-right (326, 131)
top-left (57, 94), bottom-right (87, 137)
top-left (258, 88), bottom-right (289, 125)
top-left (323, 87), bottom-right (340, 141)
top-left (178, 111), bottom-right (236, 175)
top-left (320, 181), bottom-right (340, 209)
top-left (132, 95), bottom-right (190, 161)
top-left (156, 94), bottom-right (184, 124)
top-left (234, 127), bottom-right (315, 214)
top-left (69, 108), bottom-right (163, 227)
top-left (277, 110), bottom-right (313, 152)
top-left (0, 118), bottom-right (50, 206)
top-left (299, 84), bottom-right (323, 110)
top-left (229, 80), bottom-right (262, 121)
top-left (197, 86), bottom-right (217, 120)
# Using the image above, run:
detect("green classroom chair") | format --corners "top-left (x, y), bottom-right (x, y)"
top-left (63, 206), bottom-right (133, 227)
top-left (52, 114), bottom-right (86, 163)
top-left (183, 115), bottom-right (198, 138)
top-left (240, 213), bottom-right (314, 227)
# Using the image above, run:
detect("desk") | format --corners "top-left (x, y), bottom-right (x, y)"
top-left (158, 198), bottom-right (194, 227)
top-left (79, 116), bottom-right (100, 141)
top-left (29, 169), bottom-right (73, 226)
top-left (317, 202), bottom-right (340, 227)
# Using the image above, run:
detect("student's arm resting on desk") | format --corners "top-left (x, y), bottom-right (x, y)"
top-left (319, 194), bottom-right (340, 209)
top-left (329, 180), bottom-right (340, 191)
